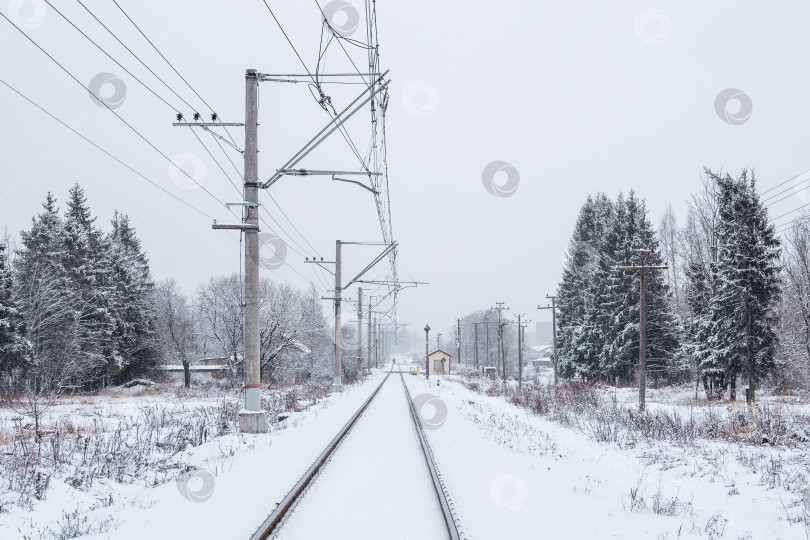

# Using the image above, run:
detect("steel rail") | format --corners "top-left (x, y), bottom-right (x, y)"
top-left (249, 371), bottom-right (391, 540)
top-left (399, 372), bottom-right (466, 540)
top-left (250, 370), bottom-right (465, 539)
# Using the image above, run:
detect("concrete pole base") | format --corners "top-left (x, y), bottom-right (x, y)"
top-left (331, 375), bottom-right (344, 393)
top-left (239, 410), bottom-right (268, 433)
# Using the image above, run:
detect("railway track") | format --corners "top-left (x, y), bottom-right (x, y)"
top-left (249, 371), bottom-right (464, 540)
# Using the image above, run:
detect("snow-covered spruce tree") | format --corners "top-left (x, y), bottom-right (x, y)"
top-left (705, 169), bottom-right (781, 401)
top-left (558, 192), bottom-right (680, 384)
top-left (0, 240), bottom-right (31, 387)
top-left (557, 193), bottom-right (615, 380)
top-left (14, 192), bottom-right (77, 391)
top-left (108, 212), bottom-right (158, 382)
top-left (62, 184), bottom-right (117, 387)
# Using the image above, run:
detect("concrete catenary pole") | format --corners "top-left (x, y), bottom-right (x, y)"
top-left (332, 240), bottom-right (344, 392)
top-left (367, 297), bottom-right (373, 372)
top-left (357, 287), bottom-right (363, 375)
top-left (240, 69), bottom-right (267, 433)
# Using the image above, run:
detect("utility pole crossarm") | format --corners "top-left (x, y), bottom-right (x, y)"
top-left (616, 265), bottom-right (669, 271)
top-left (304, 258), bottom-right (336, 274)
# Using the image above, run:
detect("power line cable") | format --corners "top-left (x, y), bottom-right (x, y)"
top-left (2, 22), bottom-right (319, 293)
top-left (0, 77), bottom-right (215, 221)
top-left (42, 0), bottom-right (181, 113)
top-left (760, 167), bottom-right (810, 196)
top-left (73, 0), bottom-right (199, 113)
top-left (110, 0), bottom-right (240, 148)
top-left (0, 11), bottom-right (229, 209)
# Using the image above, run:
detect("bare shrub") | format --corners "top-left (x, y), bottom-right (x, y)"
top-left (0, 398), bottom-right (240, 506)
top-left (465, 378), bottom-right (810, 450)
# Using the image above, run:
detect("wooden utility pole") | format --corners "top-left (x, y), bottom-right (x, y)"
top-left (491, 302), bottom-right (509, 380)
top-left (538, 295), bottom-right (566, 387)
top-left (617, 249), bottom-right (667, 412)
top-left (484, 317), bottom-right (491, 368)
top-left (472, 321), bottom-right (482, 369)
top-left (499, 322), bottom-right (508, 381)
top-left (456, 318), bottom-right (461, 374)
top-left (515, 314), bottom-right (527, 388)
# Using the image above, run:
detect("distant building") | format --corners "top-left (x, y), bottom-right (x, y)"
top-left (535, 322), bottom-right (553, 346)
top-left (527, 344), bottom-right (553, 368)
top-left (427, 349), bottom-right (453, 375)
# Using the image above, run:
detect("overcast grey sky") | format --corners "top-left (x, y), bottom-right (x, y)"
top-left (1, 0), bottom-right (809, 339)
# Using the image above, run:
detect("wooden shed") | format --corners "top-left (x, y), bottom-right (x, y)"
top-left (427, 349), bottom-right (453, 375)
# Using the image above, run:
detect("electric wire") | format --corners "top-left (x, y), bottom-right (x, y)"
top-left (42, 0), bottom-right (182, 114)
top-left (72, 0), bottom-right (200, 114)
top-left (110, 0), bottom-right (240, 148)
top-left (36, 2), bottom-right (323, 287)
top-left (0, 11), bottom-right (230, 209)
top-left (761, 167), bottom-right (810, 196)
top-left (2, 14), bottom-right (320, 292)
top-left (0, 77), bottom-right (215, 221)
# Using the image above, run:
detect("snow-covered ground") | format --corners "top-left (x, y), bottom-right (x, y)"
top-left (0, 376), bottom-right (385, 539)
top-left (2, 363), bottom-right (808, 539)
top-left (403, 371), bottom-right (810, 539)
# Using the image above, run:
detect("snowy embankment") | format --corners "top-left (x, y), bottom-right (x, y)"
top-left (404, 373), bottom-right (810, 540)
top-left (0, 374), bottom-right (383, 540)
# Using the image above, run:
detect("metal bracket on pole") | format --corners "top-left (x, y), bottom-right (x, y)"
top-left (344, 242), bottom-right (397, 289)
top-left (212, 222), bottom-right (259, 232)
top-left (332, 175), bottom-right (378, 195)
top-left (261, 73), bottom-right (390, 189)
top-left (226, 202), bottom-right (261, 208)
top-left (279, 169), bottom-right (381, 176)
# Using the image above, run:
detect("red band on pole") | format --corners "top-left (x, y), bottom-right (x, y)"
top-left (244, 383), bottom-right (261, 389)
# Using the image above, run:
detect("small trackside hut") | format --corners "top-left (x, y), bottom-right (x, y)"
top-left (427, 349), bottom-right (453, 375)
